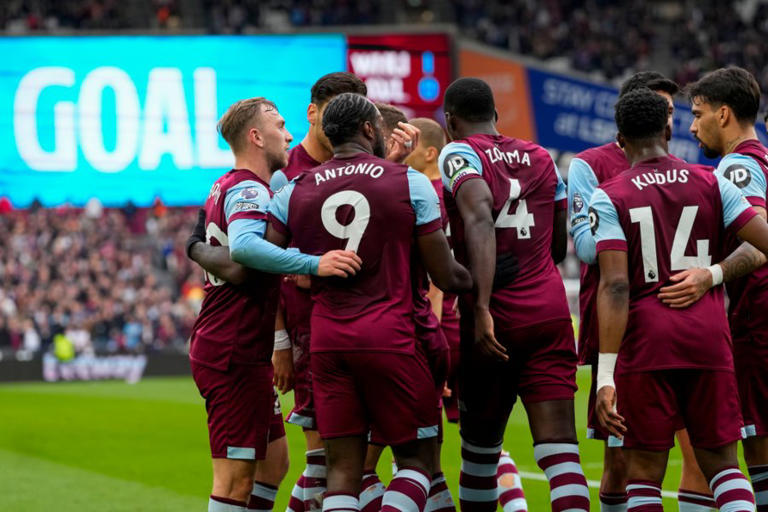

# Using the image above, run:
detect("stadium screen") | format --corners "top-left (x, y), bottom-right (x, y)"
top-left (0, 34), bottom-right (347, 207)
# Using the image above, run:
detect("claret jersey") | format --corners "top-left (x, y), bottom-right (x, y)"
top-left (269, 152), bottom-right (443, 354)
top-left (438, 133), bottom-right (571, 328)
top-left (591, 155), bottom-right (757, 374)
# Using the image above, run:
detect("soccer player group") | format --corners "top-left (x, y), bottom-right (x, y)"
top-left (184, 67), bottom-right (768, 512)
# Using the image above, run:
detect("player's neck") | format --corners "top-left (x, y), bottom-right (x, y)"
top-left (626, 144), bottom-right (668, 167)
top-left (233, 155), bottom-right (272, 183)
top-left (422, 163), bottom-right (440, 181)
top-left (333, 141), bottom-right (372, 159)
top-left (455, 122), bottom-right (499, 139)
top-left (301, 134), bottom-right (333, 163)
top-left (722, 126), bottom-right (758, 156)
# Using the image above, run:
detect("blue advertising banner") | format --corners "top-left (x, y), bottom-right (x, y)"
top-left (0, 35), bottom-right (346, 207)
top-left (526, 67), bottom-right (768, 166)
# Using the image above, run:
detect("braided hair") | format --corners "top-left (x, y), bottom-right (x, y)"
top-left (322, 93), bottom-right (380, 147)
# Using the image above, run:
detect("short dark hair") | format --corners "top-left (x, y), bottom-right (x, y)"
top-left (376, 103), bottom-right (407, 133)
top-left (619, 71), bottom-right (679, 98)
top-left (444, 78), bottom-right (495, 123)
top-left (310, 72), bottom-right (367, 106)
top-left (615, 88), bottom-right (668, 141)
top-left (322, 93), bottom-right (379, 146)
top-left (686, 67), bottom-right (761, 124)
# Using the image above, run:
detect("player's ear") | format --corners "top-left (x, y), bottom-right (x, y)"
top-left (249, 127), bottom-right (264, 148)
top-left (363, 120), bottom-right (374, 141)
top-left (719, 105), bottom-right (729, 127)
top-left (425, 146), bottom-right (438, 163)
top-left (307, 103), bottom-right (318, 125)
top-left (616, 132), bottom-right (626, 148)
top-left (494, 110), bottom-right (499, 123)
top-left (665, 124), bottom-right (672, 142)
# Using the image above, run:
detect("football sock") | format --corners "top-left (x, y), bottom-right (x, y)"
top-left (497, 452), bottom-right (527, 512)
top-left (300, 448), bottom-right (327, 511)
top-left (599, 491), bottom-right (628, 511)
top-left (382, 466), bottom-right (431, 512)
top-left (711, 466), bottom-right (756, 512)
top-left (323, 493), bottom-right (359, 512)
top-left (626, 481), bottom-right (663, 511)
top-left (247, 482), bottom-right (277, 511)
top-left (425, 472), bottom-right (456, 512)
top-left (288, 475), bottom-right (308, 512)
top-left (748, 465), bottom-right (768, 512)
top-left (533, 442), bottom-right (590, 512)
top-left (459, 438), bottom-right (502, 512)
top-left (677, 488), bottom-right (716, 511)
top-left (360, 470), bottom-right (386, 512)
top-left (209, 495), bottom-right (247, 511)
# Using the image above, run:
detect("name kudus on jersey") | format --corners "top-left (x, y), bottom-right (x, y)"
top-left (314, 162), bottom-right (384, 185)
top-left (631, 168), bottom-right (690, 190)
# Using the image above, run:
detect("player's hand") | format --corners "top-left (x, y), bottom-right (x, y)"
top-left (493, 253), bottom-right (520, 290)
top-left (595, 385), bottom-right (626, 439)
top-left (285, 274), bottom-right (311, 289)
top-left (272, 348), bottom-right (295, 394)
top-left (658, 268), bottom-right (712, 308)
top-left (317, 250), bottom-right (363, 278)
top-left (185, 209), bottom-right (207, 258)
top-left (442, 384), bottom-right (452, 398)
top-left (386, 122), bottom-right (421, 163)
top-left (474, 307), bottom-right (508, 361)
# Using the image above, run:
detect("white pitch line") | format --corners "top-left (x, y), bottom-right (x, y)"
top-left (517, 471), bottom-right (678, 499)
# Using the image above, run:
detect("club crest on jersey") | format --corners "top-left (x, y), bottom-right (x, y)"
top-left (573, 193), bottom-right (584, 213)
top-left (588, 206), bottom-right (599, 235)
top-left (724, 164), bottom-right (751, 189)
top-left (241, 187), bottom-right (261, 199)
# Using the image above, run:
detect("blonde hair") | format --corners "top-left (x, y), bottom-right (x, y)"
top-left (217, 97), bottom-right (276, 152)
top-left (409, 117), bottom-right (446, 152)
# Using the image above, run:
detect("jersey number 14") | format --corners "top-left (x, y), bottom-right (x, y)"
top-left (629, 205), bottom-right (711, 283)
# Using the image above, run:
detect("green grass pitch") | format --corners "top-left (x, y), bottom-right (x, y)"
top-left (0, 368), bottom-right (692, 511)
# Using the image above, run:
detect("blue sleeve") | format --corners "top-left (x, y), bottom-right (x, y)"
top-left (407, 167), bottom-right (441, 226)
top-left (567, 158), bottom-right (599, 264)
top-left (590, 188), bottom-right (626, 247)
top-left (229, 217), bottom-right (320, 275)
top-left (223, 180), bottom-right (271, 223)
top-left (716, 153), bottom-right (767, 202)
top-left (270, 170), bottom-right (289, 193)
top-left (437, 142), bottom-right (483, 196)
top-left (553, 158), bottom-right (566, 202)
top-left (717, 174), bottom-right (753, 229)
top-left (268, 181), bottom-right (295, 227)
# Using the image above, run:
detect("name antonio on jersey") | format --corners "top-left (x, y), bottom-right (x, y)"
top-left (314, 162), bottom-right (385, 186)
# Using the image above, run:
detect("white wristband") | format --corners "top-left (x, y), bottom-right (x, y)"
top-left (274, 329), bottom-right (291, 351)
top-left (596, 352), bottom-right (618, 391)
top-left (707, 264), bottom-right (723, 287)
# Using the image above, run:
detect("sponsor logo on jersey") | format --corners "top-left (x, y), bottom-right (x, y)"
top-left (443, 154), bottom-right (469, 178)
top-left (724, 164), bottom-right (751, 189)
top-left (234, 201), bottom-right (261, 212)
top-left (588, 206), bottom-right (599, 235)
top-left (573, 192), bottom-right (584, 213)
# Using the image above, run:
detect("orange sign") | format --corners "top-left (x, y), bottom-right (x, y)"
top-left (459, 48), bottom-right (536, 141)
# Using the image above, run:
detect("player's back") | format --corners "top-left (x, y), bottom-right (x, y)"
top-left (276, 153), bottom-right (432, 354)
top-left (594, 155), bottom-right (748, 372)
top-left (445, 133), bottom-right (570, 328)
top-left (191, 169), bottom-right (279, 370)
top-left (720, 139), bottom-right (768, 337)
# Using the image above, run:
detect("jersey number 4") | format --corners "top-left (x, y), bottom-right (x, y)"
top-left (629, 205), bottom-right (711, 283)
top-left (495, 178), bottom-right (535, 238)
top-left (321, 190), bottom-right (370, 252)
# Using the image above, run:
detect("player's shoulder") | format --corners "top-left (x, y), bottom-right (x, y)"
top-left (574, 142), bottom-right (622, 163)
top-left (283, 144), bottom-right (321, 178)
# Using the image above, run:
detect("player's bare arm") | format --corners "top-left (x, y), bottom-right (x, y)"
top-left (186, 209), bottom-right (253, 285)
top-left (454, 178), bottom-right (507, 361)
top-left (551, 208), bottom-right (568, 264)
top-left (272, 301), bottom-right (295, 394)
top-left (595, 249), bottom-right (629, 438)
top-left (264, 222), bottom-right (363, 278)
top-left (660, 206), bottom-right (767, 308)
top-left (416, 229), bottom-right (472, 293)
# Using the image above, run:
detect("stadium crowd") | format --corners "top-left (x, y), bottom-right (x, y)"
top-left (0, 202), bottom-right (203, 355)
